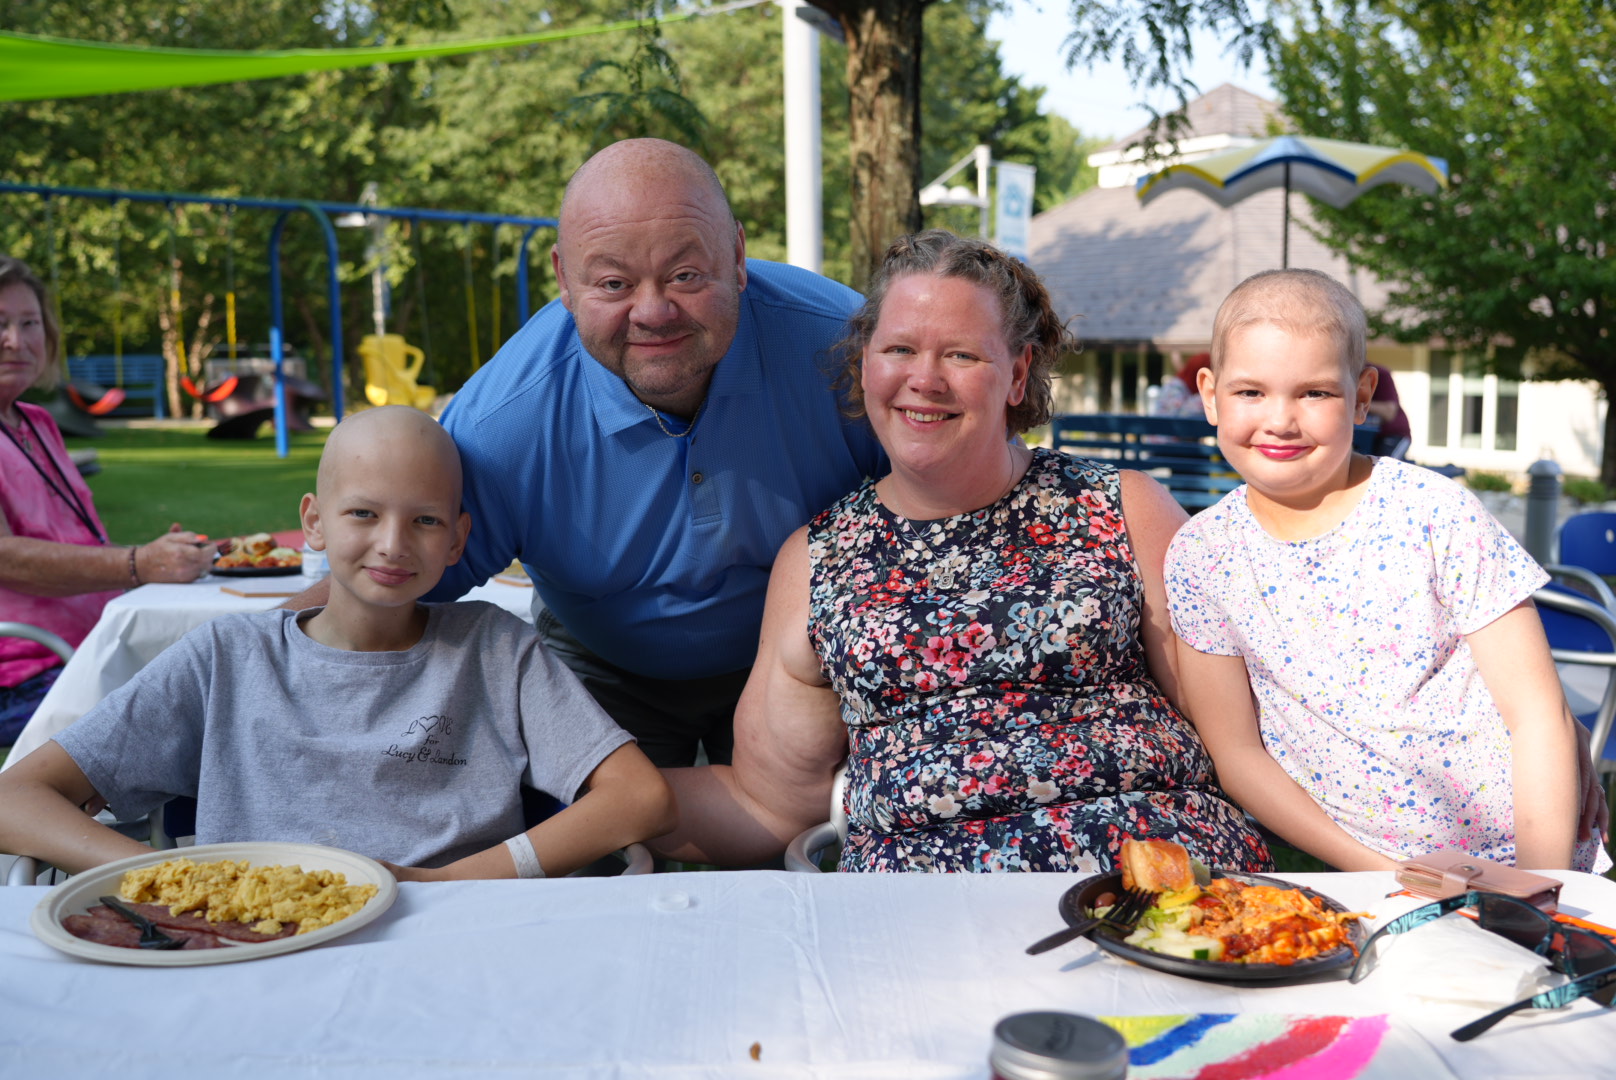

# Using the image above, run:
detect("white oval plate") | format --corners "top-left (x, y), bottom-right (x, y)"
top-left (31, 841), bottom-right (398, 966)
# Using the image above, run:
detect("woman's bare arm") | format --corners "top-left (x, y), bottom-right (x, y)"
top-left (650, 527), bottom-right (848, 865)
top-left (0, 514), bottom-right (212, 596)
top-left (1119, 470), bottom-right (1191, 709)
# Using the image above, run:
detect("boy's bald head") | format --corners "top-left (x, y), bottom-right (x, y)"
top-left (317, 406), bottom-right (463, 508)
top-left (301, 406), bottom-right (471, 613)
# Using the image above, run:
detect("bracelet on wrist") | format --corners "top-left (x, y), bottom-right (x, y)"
top-left (127, 544), bottom-right (142, 587)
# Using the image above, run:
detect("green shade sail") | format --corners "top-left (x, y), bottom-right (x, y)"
top-left (0, 15), bottom-right (702, 103)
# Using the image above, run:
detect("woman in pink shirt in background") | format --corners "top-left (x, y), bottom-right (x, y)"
top-left (0, 256), bottom-right (212, 745)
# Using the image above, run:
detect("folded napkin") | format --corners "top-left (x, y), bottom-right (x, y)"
top-left (1358, 914), bottom-right (1565, 1008)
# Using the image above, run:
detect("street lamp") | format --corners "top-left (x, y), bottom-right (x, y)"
top-left (920, 145), bottom-right (992, 237)
top-left (335, 181), bottom-right (388, 339)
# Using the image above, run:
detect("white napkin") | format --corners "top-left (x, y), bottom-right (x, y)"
top-left (1362, 914), bottom-right (1567, 1008)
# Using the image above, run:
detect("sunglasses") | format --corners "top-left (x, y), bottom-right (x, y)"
top-left (1452, 962), bottom-right (1616, 1041)
top-left (1349, 890), bottom-right (1616, 989)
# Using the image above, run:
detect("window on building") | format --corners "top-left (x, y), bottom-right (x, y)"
top-left (1427, 349), bottom-right (1520, 452)
top-left (1120, 350), bottom-right (1140, 411)
top-left (1461, 373), bottom-right (1486, 449)
top-left (1094, 349), bottom-right (1115, 412)
top-left (1495, 380), bottom-right (1519, 452)
top-left (1428, 350), bottom-right (1451, 446)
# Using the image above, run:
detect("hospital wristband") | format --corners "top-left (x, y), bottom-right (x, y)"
top-left (504, 833), bottom-right (546, 879)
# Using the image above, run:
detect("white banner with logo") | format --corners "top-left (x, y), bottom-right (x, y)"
top-left (994, 162), bottom-right (1036, 259)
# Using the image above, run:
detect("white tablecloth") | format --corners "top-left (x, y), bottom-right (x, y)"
top-left (4, 870), bottom-right (1615, 1079)
top-left (2, 576), bottom-right (536, 770)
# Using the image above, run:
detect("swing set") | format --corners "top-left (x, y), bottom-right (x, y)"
top-left (0, 181), bottom-right (557, 457)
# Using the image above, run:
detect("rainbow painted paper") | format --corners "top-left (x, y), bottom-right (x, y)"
top-left (1101, 1015), bottom-right (1455, 1080)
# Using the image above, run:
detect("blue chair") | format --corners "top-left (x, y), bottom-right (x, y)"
top-left (1556, 512), bottom-right (1616, 577)
top-left (1534, 566), bottom-right (1616, 783)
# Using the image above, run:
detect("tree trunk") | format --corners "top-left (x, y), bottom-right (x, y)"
top-left (817, 0), bottom-right (926, 292)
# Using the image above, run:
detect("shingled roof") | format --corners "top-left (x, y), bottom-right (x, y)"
top-left (1099, 82), bottom-right (1285, 152)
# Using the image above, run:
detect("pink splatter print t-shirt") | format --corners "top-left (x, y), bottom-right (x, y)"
top-left (1166, 456), bottom-right (1607, 872)
top-left (0, 402), bottom-right (119, 686)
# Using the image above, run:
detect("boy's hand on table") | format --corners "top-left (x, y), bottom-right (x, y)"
top-left (381, 860), bottom-right (451, 883)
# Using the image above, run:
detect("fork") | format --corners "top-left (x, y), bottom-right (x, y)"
top-left (1025, 886), bottom-right (1157, 955)
top-left (98, 895), bottom-right (186, 950)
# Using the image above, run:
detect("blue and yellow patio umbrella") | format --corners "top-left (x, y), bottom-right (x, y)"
top-left (1136, 134), bottom-right (1449, 267)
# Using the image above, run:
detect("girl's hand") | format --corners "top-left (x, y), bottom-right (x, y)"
top-left (1573, 721), bottom-right (1611, 842)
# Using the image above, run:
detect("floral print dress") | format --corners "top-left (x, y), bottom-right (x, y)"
top-left (807, 448), bottom-right (1272, 873)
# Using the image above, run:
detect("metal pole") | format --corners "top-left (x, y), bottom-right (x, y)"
top-left (783, 0), bottom-right (823, 273)
top-left (516, 225), bottom-right (544, 324)
top-left (304, 203), bottom-right (345, 422)
top-left (1282, 161), bottom-right (1291, 270)
top-left (975, 145), bottom-right (992, 239)
top-left (269, 212), bottom-right (291, 460)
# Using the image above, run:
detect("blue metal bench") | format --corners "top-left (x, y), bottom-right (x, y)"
top-left (1050, 413), bottom-right (1378, 512)
top-left (65, 354), bottom-right (167, 418)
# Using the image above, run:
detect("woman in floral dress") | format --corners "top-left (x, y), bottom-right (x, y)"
top-left (656, 231), bottom-right (1270, 873)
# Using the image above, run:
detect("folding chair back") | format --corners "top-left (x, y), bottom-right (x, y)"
top-left (1535, 574), bottom-right (1616, 777)
top-left (1557, 512), bottom-right (1616, 577)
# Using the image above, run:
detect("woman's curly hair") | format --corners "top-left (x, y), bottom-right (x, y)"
top-left (833, 229), bottom-right (1077, 435)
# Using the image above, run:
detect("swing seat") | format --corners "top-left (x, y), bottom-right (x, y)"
top-left (359, 334), bottom-right (436, 412)
top-left (181, 375), bottom-right (241, 404)
top-left (65, 381), bottom-right (127, 416)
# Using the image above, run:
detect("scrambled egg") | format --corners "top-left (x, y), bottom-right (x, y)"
top-left (120, 858), bottom-right (378, 936)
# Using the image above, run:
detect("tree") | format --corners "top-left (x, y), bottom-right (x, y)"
top-left (803, 0), bottom-right (1277, 287)
top-left (668, 0), bottom-right (1097, 283)
top-left (1267, 0), bottom-right (1616, 482)
top-left (808, 0), bottom-right (925, 289)
top-left (3, 0), bottom-right (1099, 395)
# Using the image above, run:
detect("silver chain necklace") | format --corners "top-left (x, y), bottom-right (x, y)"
top-left (895, 516), bottom-right (966, 590)
top-left (892, 450), bottom-right (1023, 590)
top-left (643, 397), bottom-right (707, 439)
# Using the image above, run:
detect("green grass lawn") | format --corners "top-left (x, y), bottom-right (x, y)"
top-left (65, 424), bottom-right (329, 543)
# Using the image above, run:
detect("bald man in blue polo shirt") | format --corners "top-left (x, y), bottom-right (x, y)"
top-left (423, 139), bottom-right (885, 767)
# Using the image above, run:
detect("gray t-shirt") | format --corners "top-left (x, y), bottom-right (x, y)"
top-left (55, 601), bottom-right (633, 868)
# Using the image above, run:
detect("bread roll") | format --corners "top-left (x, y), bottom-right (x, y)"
top-left (1119, 838), bottom-right (1193, 893)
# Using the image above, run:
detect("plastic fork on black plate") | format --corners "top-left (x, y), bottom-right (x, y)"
top-left (1025, 887), bottom-right (1156, 955)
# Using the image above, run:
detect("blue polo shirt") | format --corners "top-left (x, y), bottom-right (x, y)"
top-left (429, 259), bottom-right (886, 679)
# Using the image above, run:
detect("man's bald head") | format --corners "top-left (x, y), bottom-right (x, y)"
top-left (558, 139), bottom-right (732, 233)
top-left (317, 406), bottom-right (463, 508)
top-left (549, 139), bottom-right (747, 418)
